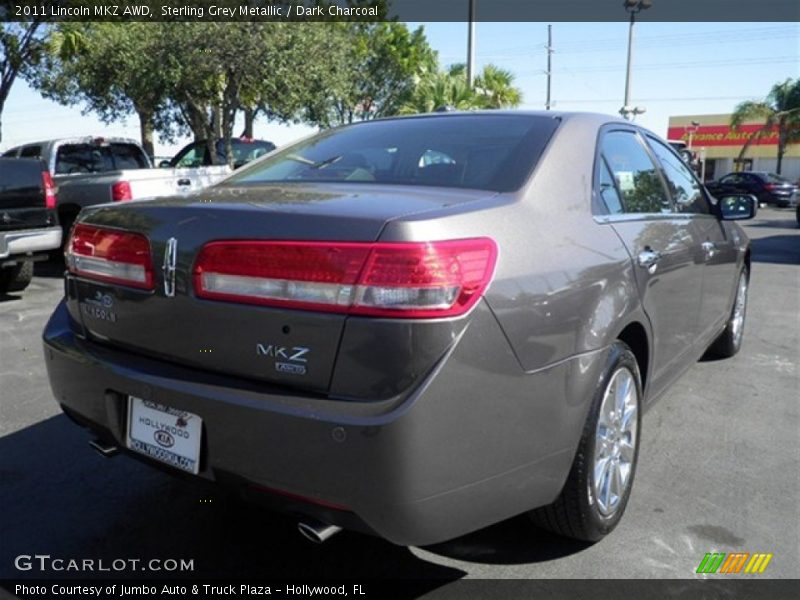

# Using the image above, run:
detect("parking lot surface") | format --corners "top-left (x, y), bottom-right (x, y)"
top-left (1, 208), bottom-right (798, 587)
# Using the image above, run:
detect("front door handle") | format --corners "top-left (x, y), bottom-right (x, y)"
top-left (177, 178), bottom-right (192, 187)
top-left (637, 248), bottom-right (662, 273)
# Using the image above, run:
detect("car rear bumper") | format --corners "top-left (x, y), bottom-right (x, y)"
top-left (0, 225), bottom-right (62, 260)
top-left (43, 299), bottom-right (605, 546)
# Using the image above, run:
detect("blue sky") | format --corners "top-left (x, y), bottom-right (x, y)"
top-left (1, 21), bottom-right (797, 156)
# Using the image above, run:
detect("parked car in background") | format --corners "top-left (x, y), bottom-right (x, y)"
top-left (0, 158), bottom-right (61, 294)
top-left (3, 137), bottom-right (232, 243)
top-left (45, 112), bottom-right (754, 547)
top-left (163, 137), bottom-right (276, 169)
top-left (706, 171), bottom-right (798, 208)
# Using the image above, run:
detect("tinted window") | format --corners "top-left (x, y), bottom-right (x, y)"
top-left (225, 115), bottom-right (560, 192)
top-left (230, 140), bottom-right (275, 165)
top-left (601, 131), bottom-right (669, 214)
top-left (765, 173), bottom-right (789, 184)
top-left (647, 137), bottom-right (708, 215)
top-left (19, 146), bottom-right (42, 159)
top-left (172, 142), bottom-right (207, 168)
top-left (720, 174), bottom-right (741, 184)
top-left (55, 143), bottom-right (148, 174)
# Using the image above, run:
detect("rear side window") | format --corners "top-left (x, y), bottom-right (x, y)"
top-left (647, 137), bottom-right (709, 215)
top-left (226, 115), bottom-right (561, 193)
top-left (20, 146), bottom-right (42, 159)
top-left (55, 143), bottom-right (148, 174)
top-left (601, 131), bottom-right (669, 214)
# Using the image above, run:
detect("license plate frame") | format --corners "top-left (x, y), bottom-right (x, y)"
top-left (126, 396), bottom-right (202, 475)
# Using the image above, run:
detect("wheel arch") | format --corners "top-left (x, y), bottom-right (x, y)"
top-left (615, 320), bottom-right (650, 395)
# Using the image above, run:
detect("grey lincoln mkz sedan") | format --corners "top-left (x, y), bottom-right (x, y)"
top-left (44, 111), bottom-right (754, 546)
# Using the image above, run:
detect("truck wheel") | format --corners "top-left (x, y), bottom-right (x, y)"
top-left (529, 341), bottom-right (642, 542)
top-left (0, 261), bottom-right (34, 294)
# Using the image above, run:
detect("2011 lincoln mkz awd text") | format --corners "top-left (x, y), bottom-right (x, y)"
top-left (43, 111), bottom-right (754, 546)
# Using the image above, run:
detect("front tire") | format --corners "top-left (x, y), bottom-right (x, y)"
top-left (706, 267), bottom-right (748, 359)
top-left (530, 341), bottom-right (642, 542)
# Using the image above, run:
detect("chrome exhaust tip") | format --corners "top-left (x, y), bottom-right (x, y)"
top-left (89, 439), bottom-right (119, 457)
top-left (297, 519), bottom-right (342, 544)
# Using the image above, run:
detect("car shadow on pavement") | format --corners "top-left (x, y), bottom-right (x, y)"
top-left (0, 414), bottom-right (463, 592)
top-left (750, 234), bottom-right (800, 265)
top-left (422, 516), bottom-right (591, 565)
top-left (0, 293), bottom-right (23, 304)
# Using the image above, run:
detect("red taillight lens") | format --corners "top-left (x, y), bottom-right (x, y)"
top-left (763, 183), bottom-right (776, 191)
top-left (194, 238), bottom-right (497, 318)
top-left (111, 181), bottom-right (132, 202)
top-left (42, 171), bottom-right (56, 210)
top-left (66, 224), bottom-right (154, 290)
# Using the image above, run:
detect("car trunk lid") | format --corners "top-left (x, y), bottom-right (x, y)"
top-left (69, 183), bottom-right (492, 393)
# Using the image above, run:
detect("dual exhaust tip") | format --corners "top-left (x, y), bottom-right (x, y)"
top-left (89, 440), bottom-right (342, 544)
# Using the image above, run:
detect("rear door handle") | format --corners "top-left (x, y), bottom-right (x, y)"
top-left (177, 178), bottom-right (191, 187)
top-left (637, 248), bottom-right (662, 273)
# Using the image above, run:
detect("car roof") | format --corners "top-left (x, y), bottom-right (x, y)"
top-left (11, 136), bottom-right (140, 148)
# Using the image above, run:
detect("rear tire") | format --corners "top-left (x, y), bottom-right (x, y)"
top-left (706, 267), bottom-right (749, 359)
top-left (0, 260), bottom-right (34, 294)
top-left (529, 341), bottom-right (642, 542)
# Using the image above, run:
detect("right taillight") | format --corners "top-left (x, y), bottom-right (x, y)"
top-left (66, 224), bottom-right (154, 290)
top-left (111, 181), bottom-right (132, 202)
top-left (194, 238), bottom-right (497, 318)
top-left (42, 171), bottom-right (56, 210)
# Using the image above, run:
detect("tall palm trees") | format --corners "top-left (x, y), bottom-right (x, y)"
top-left (731, 78), bottom-right (800, 175)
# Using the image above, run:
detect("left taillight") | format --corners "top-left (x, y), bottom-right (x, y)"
top-left (111, 181), bottom-right (133, 202)
top-left (193, 238), bottom-right (498, 318)
top-left (42, 171), bottom-right (56, 210)
top-left (66, 224), bottom-right (154, 290)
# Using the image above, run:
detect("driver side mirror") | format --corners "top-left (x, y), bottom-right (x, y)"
top-left (718, 194), bottom-right (756, 220)
top-left (158, 160), bottom-right (171, 168)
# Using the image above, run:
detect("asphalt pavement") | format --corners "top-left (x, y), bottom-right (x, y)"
top-left (1, 208), bottom-right (798, 591)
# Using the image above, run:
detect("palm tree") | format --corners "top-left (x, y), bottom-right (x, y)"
top-left (398, 69), bottom-right (484, 114)
top-left (474, 65), bottom-right (522, 109)
top-left (398, 63), bottom-right (522, 115)
top-left (730, 78), bottom-right (800, 174)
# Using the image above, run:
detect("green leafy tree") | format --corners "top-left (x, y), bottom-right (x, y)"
top-left (0, 21), bottom-right (49, 144)
top-left (31, 22), bottom-right (171, 159)
top-left (731, 78), bottom-right (800, 174)
top-left (307, 22), bottom-right (438, 126)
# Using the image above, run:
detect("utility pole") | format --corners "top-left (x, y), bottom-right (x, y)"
top-left (467, 0), bottom-right (476, 88)
top-left (545, 24), bottom-right (553, 110)
top-left (620, 0), bottom-right (652, 120)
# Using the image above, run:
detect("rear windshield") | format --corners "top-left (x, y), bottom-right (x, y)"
top-left (765, 173), bottom-right (789, 184)
top-left (230, 140), bottom-right (275, 164)
top-left (55, 143), bottom-right (149, 174)
top-left (225, 115), bottom-right (560, 192)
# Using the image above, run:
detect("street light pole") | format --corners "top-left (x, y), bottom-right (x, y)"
top-left (620, 0), bottom-right (652, 120)
top-left (545, 24), bottom-right (553, 110)
top-left (467, 0), bottom-right (476, 88)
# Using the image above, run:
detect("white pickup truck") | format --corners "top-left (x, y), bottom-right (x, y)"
top-left (2, 136), bottom-right (231, 241)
